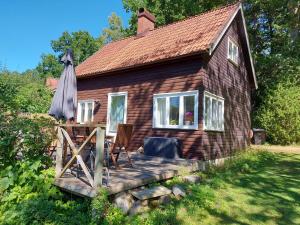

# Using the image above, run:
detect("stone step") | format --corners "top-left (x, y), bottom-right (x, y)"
top-left (131, 185), bottom-right (171, 200)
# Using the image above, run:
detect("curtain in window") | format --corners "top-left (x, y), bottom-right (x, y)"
top-left (157, 98), bottom-right (166, 126)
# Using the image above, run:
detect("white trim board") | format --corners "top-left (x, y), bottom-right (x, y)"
top-left (208, 3), bottom-right (258, 89)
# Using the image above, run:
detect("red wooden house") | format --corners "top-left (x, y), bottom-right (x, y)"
top-left (75, 3), bottom-right (257, 160)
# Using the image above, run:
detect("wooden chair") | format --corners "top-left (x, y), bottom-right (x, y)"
top-left (108, 124), bottom-right (133, 169)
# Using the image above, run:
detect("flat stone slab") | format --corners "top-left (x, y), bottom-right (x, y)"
top-left (183, 175), bottom-right (201, 184)
top-left (131, 186), bottom-right (171, 200)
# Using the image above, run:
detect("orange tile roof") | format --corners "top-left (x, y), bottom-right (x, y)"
top-left (76, 3), bottom-right (240, 77)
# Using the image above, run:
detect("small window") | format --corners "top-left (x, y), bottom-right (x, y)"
top-left (153, 91), bottom-right (198, 129)
top-left (228, 38), bottom-right (238, 64)
top-left (77, 100), bottom-right (94, 124)
top-left (203, 92), bottom-right (224, 131)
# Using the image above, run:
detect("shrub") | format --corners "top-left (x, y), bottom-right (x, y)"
top-left (0, 160), bottom-right (91, 225)
top-left (0, 111), bottom-right (56, 169)
top-left (254, 82), bottom-right (300, 145)
top-left (90, 189), bottom-right (126, 225)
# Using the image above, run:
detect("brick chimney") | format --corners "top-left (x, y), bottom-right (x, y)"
top-left (137, 8), bottom-right (155, 35)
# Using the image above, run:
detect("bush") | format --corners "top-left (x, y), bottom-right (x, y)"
top-left (254, 82), bottom-right (300, 145)
top-left (90, 189), bottom-right (126, 225)
top-left (0, 160), bottom-right (91, 225)
top-left (14, 82), bottom-right (52, 113)
top-left (0, 109), bottom-right (56, 169)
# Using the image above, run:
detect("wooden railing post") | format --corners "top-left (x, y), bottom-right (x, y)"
top-left (94, 127), bottom-right (105, 188)
top-left (55, 127), bottom-right (64, 178)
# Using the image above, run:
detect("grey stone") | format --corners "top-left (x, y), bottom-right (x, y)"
top-left (131, 185), bottom-right (172, 200)
top-left (149, 194), bottom-right (172, 207)
top-left (159, 195), bottom-right (172, 204)
top-left (114, 192), bottom-right (134, 214)
top-left (129, 200), bottom-right (149, 215)
top-left (172, 185), bottom-right (186, 197)
top-left (183, 175), bottom-right (201, 184)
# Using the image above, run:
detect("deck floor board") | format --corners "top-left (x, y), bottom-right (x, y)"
top-left (54, 153), bottom-right (202, 197)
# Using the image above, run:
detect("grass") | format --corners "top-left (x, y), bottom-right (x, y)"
top-left (127, 150), bottom-right (300, 225)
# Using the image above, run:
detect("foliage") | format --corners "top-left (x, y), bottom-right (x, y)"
top-left (99, 13), bottom-right (125, 44)
top-left (51, 31), bottom-right (101, 66)
top-left (90, 189), bottom-right (126, 225)
top-left (15, 82), bottom-right (53, 113)
top-left (0, 160), bottom-right (91, 225)
top-left (0, 111), bottom-right (56, 169)
top-left (254, 82), bottom-right (300, 145)
top-left (36, 54), bottom-right (63, 78)
top-left (0, 71), bottom-right (52, 113)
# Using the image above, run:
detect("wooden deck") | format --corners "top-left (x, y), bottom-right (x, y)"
top-left (54, 153), bottom-right (203, 197)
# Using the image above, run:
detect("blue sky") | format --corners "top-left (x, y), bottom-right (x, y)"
top-left (0, 0), bottom-right (131, 72)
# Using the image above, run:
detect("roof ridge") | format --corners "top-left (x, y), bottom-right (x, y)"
top-left (147, 2), bottom-right (240, 33)
top-left (101, 2), bottom-right (240, 47)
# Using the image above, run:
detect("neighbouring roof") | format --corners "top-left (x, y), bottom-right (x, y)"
top-left (45, 78), bottom-right (59, 91)
top-left (76, 3), bottom-right (257, 88)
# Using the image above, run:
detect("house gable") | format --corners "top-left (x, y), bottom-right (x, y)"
top-left (208, 5), bottom-right (257, 89)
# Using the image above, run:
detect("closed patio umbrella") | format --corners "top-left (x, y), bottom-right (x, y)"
top-left (49, 49), bottom-right (77, 120)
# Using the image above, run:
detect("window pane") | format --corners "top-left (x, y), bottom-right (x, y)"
top-left (169, 96), bottom-right (179, 125)
top-left (157, 98), bottom-right (166, 126)
top-left (218, 101), bottom-right (223, 129)
top-left (109, 95), bottom-right (125, 133)
top-left (184, 96), bottom-right (195, 125)
top-left (80, 102), bottom-right (85, 123)
top-left (212, 99), bottom-right (218, 129)
top-left (204, 96), bottom-right (211, 129)
top-left (87, 102), bottom-right (93, 122)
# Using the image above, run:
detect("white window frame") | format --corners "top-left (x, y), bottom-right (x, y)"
top-left (203, 91), bottom-right (224, 132)
top-left (227, 37), bottom-right (239, 65)
top-left (153, 90), bottom-right (198, 130)
top-left (77, 100), bottom-right (95, 124)
top-left (106, 92), bottom-right (128, 136)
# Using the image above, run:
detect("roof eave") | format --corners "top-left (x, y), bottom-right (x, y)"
top-left (77, 50), bottom-right (208, 79)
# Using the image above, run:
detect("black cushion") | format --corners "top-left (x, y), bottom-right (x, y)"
top-left (144, 137), bottom-right (182, 159)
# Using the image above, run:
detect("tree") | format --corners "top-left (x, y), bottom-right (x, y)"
top-left (255, 81), bottom-right (300, 145)
top-left (100, 12), bottom-right (125, 44)
top-left (51, 31), bottom-right (101, 66)
top-left (36, 54), bottom-right (63, 78)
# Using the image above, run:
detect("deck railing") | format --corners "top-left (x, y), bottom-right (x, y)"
top-left (55, 124), bottom-right (106, 188)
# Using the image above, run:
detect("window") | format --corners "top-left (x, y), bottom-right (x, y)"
top-left (228, 38), bottom-right (238, 64)
top-left (203, 92), bottom-right (224, 131)
top-left (77, 100), bottom-right (94, 124)
top-left (153, 91), bottom-right (198, 129)
top-left (107, 92), bottom-right (127, 136)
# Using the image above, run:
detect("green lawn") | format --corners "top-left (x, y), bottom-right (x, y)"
top-left (128, 151), bottom-right (300, 225)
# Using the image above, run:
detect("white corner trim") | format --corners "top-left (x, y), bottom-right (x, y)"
top-left (208, 4), bottom-right (258, 89)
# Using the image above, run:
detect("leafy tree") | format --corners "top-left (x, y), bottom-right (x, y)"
top-left (0, 71), bottom-right (52, 113)
top-left (99, 12), bottom-right (125, 44)
top-left (14, 82), bottom-right (52, 113)
top-left (36, 54), bottom-right (63, 78)
top-left (51, 31), bottom-right (101, 66)
top-left (254, 82), bottom-right (300, 145)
